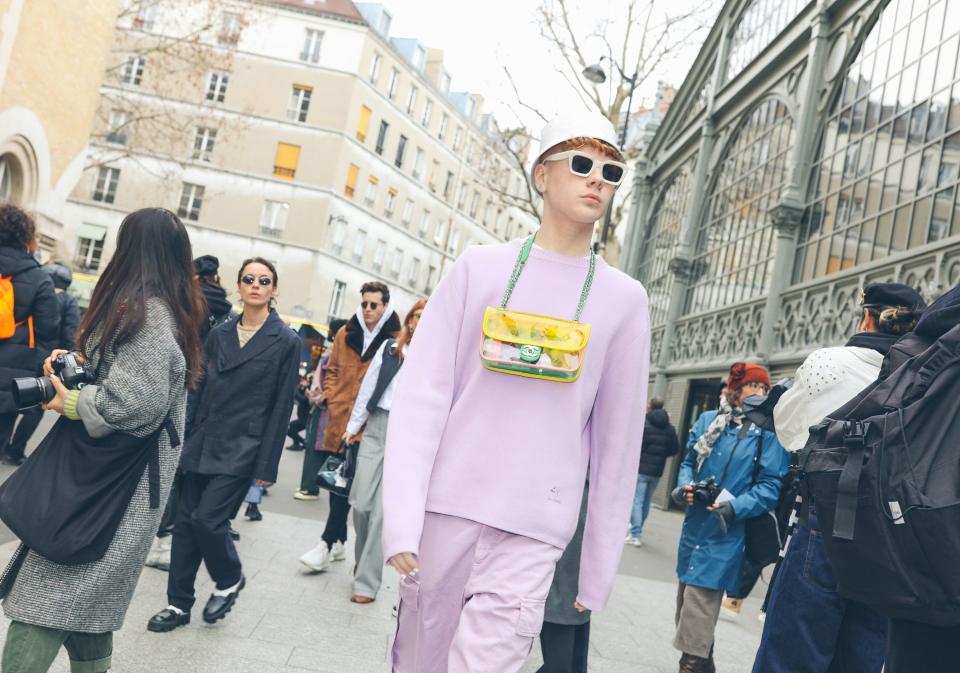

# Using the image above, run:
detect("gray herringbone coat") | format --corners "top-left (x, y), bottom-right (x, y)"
top-left (2, 299), bottom-right (187, 633)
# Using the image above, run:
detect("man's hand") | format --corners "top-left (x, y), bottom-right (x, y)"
top-left (574, 601), bottom-right (587, 613)
top-left (341, 431), bottom-right (358, 446)
top-left (388, 552), bottom-right (419, 577)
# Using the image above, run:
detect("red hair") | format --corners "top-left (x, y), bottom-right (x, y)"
top-left (542, 137), bottom-right (624, 162)
top-left (396, 298), bottom-right (427, 357)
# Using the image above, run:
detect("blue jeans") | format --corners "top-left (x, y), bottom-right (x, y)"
top-left (629, 474), bottom-right (659, 539)
top-left (751, 509), bottom-right (887, 673)
top-left (244, 480), bottom-right (263, 504)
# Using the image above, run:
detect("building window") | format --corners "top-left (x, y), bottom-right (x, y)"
top-left (483, 200), bottom-right (493, 226)
top-left (439, 114), bottom-right (449, 141)
top-left (121, 56), bottom-right (145, 85)
top-left (133, 1), bottom-right (157, 31)
top-left (420, 210), bottom-right (432, 238)
top-left (329, 280), bottom-right (347, 317)
top-left (356, 105), bottom-right (372, 142)
top-left (373, 239), bottom-right (386, 271)
top-left (218, 11), bottom-right (243, 45)
top-left (177, 182), bottom-right (204, 221)
top-left (443, 171), bottom-right (455, 200)
top-left (369, 52), bottom-right (382, 84)
top-left (388, 68), bottom-right (400, 99)
top-left (344, 164), bottom-right (360, 198)
top-left (92, 167), bottom-right (120, 203)
top-left (441, 72), bottom-right (451, 93)
top-left (192, 127), bottom-right (216, 162)
top-left (331, 217), bottom-right (347, 255)
top-left (413, 147), bottom-right (425, 181)
top-left (413, 45), bottom-right (426, 72)
top-left (453, 127), bottom-right (463, 151)
top-left (391, 248), bottom-right (403, 279)
top-left (406, 86), bottom-right (418, 115)
top-left (636, 155), bottom-right (697, 326)
top-left (273, 142), bottom-right (300, 180)
top-left (796, 0), bottom-right (960, 282)
top-left (260, 200), bottom-right (289, 237)
top-left (457, 184), bottom-right (467, 210)
top-left (469, 190), bottom-right (480, 218)
top-left (301, 29), bottom-right (323, 63)
top-left (75, 224), bottom-right (107, 272)
top-left (375, 120), bottom-right (389, 155)
top-left (725, 0), bottom-right (805, 84)
top-left (433, 218), bottom-right (446, 245)
top-left (206, 72), bottom-right (229, 103)
top-left (409, 257), bottom-right (421, 285)
top-left (364, 176), bottom-right (379, 207)
top-left (107, 110), bottom-right (129, 144)
top-left (395, 135), bottom-right (408, 168)
top-left (426, 264), bottom-right (437, 293)
top-left (353, 229), bottom-right (367, 263)
top-left (421, 99), bottom-right (433, 127)
top-left (505, 216), bottom-right (514, 240)
top-left (687, 99), bottom-right (794, 314)
top-left (401, 199), bottom-right (414, 227)
top-left (428, 160), bottom-right (439, 191)
top-left (385, 188), bottom-right (397, 218)
top-left (288, 86), bottom-right (312, 122)
top-left (447, 228), bottom-right (461, 255)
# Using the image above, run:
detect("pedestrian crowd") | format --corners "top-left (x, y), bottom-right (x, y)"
top-left (0, 109), bottom-right (955, 673)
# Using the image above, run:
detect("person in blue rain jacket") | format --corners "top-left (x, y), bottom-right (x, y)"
top-left (671, 362), bottom-right (789, 673)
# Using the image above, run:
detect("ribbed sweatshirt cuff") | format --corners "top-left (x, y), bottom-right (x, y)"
top-left (63, 390), bottom-right (82, 420)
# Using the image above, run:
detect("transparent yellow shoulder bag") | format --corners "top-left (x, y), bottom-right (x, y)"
top-left (480, 234), bottom-right (594, 382)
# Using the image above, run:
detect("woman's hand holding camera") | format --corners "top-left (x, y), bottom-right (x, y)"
top-left (42, 349), bottom-right (69, 377)
top-left (41, 375), bottom-right (69, 414)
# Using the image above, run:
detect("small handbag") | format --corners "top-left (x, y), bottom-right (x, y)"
top-left (316, 441), bottom-right (358, 497)
top-left (480, 235), bottom-right (595, 382)
top-left (743, 430), bottom-right (786, 567)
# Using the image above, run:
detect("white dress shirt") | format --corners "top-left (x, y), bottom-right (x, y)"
top-left (346, 340), bottom-right (406, 436)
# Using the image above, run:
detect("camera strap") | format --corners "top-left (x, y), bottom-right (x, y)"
top-left (713, 421), bottom-right (755, 489)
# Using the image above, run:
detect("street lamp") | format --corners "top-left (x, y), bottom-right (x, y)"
top-left (582, 56), bottom-right (639, 256)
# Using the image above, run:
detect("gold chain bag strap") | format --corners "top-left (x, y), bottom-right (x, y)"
top-left (479, 234), bottom-right (595, 382)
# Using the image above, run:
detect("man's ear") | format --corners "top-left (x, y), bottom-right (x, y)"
top-left (534, 163), bottom-right (546, 194)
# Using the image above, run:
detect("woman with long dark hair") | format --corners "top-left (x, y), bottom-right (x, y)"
top-left (0, 208), bottom-right (205, 673)
top-left (148, 257), bottom-right (300, 633)
top-left (344, 299), bottom-right (425, 604)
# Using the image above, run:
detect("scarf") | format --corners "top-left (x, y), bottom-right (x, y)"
top-left (845, 331), bottom-right (900, 355)
top-left (693, 397), bottom-right (745, 471)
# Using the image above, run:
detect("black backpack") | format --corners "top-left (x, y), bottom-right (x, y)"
top-left (800, 325), bottom-right (960, 626)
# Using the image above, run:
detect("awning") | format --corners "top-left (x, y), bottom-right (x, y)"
top-left (77, 223), bottom-right (107, 242)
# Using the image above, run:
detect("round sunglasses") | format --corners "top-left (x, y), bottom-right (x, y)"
top-left (543, 150), bottom-right (627, 186)
top-left (241, 274), bottom-right (273, 287)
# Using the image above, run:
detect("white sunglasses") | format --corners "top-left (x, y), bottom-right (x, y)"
top-left (542, 150), bottom-right (627, 186)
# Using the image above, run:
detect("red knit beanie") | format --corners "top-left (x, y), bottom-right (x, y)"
top-left (727, 362), bottom-right (770, 390)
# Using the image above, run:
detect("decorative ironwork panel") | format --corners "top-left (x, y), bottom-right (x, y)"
top-left (686, 99), bottom-right (795, 315)
top-left (651, 325), bottom-right (665, 365)
top-left (638, 154), bottom-right (698, 326)
top-left (669, 298), bottom-right (766, 368)
top-left (796, 0), bottom-right (960, 283)
top-left (725, 0), bottom-right (808, 85)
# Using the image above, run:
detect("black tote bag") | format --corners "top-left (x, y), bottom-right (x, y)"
top-left (0, 414), bottom-right (178, 565)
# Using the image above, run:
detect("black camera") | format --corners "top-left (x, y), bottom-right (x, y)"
top-left (691, 476), bottom-right (722, 506)
top-left (12, 352), bottom-right (92, 410)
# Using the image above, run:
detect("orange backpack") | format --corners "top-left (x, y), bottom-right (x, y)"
top-left (0, 273), bottom-right (35, 347)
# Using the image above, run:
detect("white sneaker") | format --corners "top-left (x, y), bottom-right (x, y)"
top-left (330, 541), bottom-right (347, 562)
top-left (624, 535), bottom-right (642, 547)
top-left (145, 536), bottom-right (171, 570)
top-left (299, 544), bottom-right (331, 573)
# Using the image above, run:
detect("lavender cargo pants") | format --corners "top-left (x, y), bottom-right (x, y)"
top-left (392, 512), bottom-right (564, 673)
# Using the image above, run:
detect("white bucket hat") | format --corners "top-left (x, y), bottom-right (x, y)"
top-left (531, 111), bottom-right (621, 192)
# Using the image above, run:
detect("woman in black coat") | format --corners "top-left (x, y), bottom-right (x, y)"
top-left (0, 205), bottom-right (59, 465)
top-left (148, 256), bottom-right (300, 632)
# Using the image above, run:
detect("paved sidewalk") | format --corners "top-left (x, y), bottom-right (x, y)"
top-left (0, 506), bottom-right (764, 672)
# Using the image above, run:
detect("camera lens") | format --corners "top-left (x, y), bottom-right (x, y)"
top-left (11, 376), bottom-right (56, 410)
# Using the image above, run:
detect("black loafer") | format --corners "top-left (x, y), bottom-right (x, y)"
top-left (228, 525), bottom-right (240, 541)
top-left (202, 576), bottom-right (246, 624)
top-left (147, 608), bottom-right (190, 632)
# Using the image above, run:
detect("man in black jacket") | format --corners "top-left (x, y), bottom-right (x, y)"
top-left (0, 205), bottom-right (59, 466)
top-left (626, 398), bottom-right (679, 546)
top-left (4, 262), bottom-right (79, 463)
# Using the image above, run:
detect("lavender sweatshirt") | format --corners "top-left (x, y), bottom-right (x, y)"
top-left (382, 240), bottom-right (650, 611)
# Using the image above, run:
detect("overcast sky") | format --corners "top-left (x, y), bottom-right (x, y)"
top-left (381, 0), bottom-right (723, 136)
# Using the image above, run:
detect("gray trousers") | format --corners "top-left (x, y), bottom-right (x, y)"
top-left (349, 409), bottom-right (387, 599)
top-left (674, 583), bottom-right (724, 658)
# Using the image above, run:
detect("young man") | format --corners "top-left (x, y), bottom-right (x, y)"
top-left (627, 397), bottom-right (679, 546)
top-left (382, 112), bottom-right (651, 672)
top-left (298, 282), bottom-right (400, 571)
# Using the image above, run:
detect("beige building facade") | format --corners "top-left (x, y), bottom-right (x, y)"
top-left (63, 0), bottom-right (536, 323)
top-left (0, 0), bottom-right (119, 252)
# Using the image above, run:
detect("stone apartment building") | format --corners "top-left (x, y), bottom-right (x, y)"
top-left (63, 0), bottom-right (537, 321)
